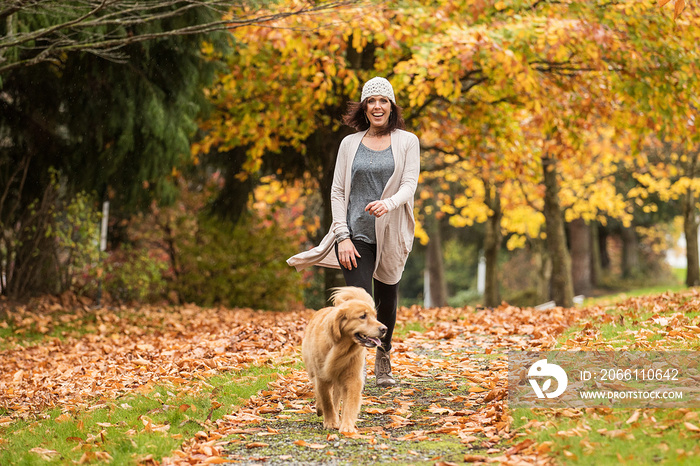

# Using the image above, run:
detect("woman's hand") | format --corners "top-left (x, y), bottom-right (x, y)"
top-left (338, 238), bottom-right (361, 270)
top-left (365, 200), bottom-right (388, 218)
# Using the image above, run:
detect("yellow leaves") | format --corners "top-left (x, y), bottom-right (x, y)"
top-left (195, 0), bottom-right (698, 252)
top-left (502, 207), bottom-right (545, 240)
top-left (200, 41), bottom-right (215, 56)
top-left (414, 218), bottom-right (430, 246)
top-left (448, 215), bottom-right (471, 228)
top-left (631, 170), bottom-right (700, 204)
top-left (351, 27), bottom-right (363, 52)
top-left (446, 203), bottom-right (491, 229)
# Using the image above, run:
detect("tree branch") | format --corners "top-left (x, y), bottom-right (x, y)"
top-left (0, 0), bottom-right (359, 74)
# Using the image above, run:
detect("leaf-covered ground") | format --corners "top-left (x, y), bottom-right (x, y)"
top-left (2, 290), bottom-right (699, 464)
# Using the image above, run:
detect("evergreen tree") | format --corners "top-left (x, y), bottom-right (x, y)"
top-left (0, 4), bottom-right (225, 296)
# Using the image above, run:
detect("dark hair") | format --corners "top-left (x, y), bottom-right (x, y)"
top-left (341, 99), bottom-right (406, 136)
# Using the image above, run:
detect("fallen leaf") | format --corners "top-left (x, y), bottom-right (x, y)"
top-left (684, 422), bottom-right (700, 432)
top-left (306, 443), bottom-right (327, 449)
top-left (30, 448), bottom-right (59, 460)
top-left (625, 410), bottom-right (641, 424)
top-left (245, 442), bottom-right (269, 449)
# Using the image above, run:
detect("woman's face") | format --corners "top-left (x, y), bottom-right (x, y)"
top-left (364, 95), bottom-right (392, 129)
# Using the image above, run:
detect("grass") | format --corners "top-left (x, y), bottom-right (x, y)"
top-left (0, 366), bottom-right (281, 465)
top-left (562, 302), bottom-right (700, 351)
top-left (513, 285), bottom-right (700, 464)
top-left (512, 407), bottom-right (700, 464)
top-left (583, 268), bottom-right (687, 307)
top-left (393, 321), bottom-right (427, 339)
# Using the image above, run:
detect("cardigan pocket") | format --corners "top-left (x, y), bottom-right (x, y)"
top-left (397, 214), bottom-right (410, 254)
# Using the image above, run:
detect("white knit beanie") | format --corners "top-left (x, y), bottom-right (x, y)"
top-left (360, 77), bottom-right (395, 104)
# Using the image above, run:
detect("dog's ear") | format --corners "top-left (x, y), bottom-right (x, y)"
top-left (332, 308), bottom-right (347, 343)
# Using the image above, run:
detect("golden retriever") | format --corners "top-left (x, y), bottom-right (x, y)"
top-left (302, 286), bottom-right (387, 433)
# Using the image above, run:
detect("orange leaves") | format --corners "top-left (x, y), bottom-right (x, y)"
top-left (658, 0), bottom-right (686, 20)
top-left (0, 303), bottom-right (310, 416)
top-left (10, 290), bottom-right (700, 464)
top-left (293, 439), bottom-right (327, 449)
top-left (245, 441), bottom-right (270, 449)
top-left (165, 299), bottom-right (599, 464)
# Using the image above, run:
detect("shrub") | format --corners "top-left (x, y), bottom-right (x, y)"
top-left (104, 246), bottom-right (167, 302)
top-left (176, 213), bottom-right (303, 310)
top-left (50, 189), bottom-right (105, 294)
top-left (124, 173), bottom-right (306, 310)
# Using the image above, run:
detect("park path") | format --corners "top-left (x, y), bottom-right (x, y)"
top-left (162, 304), bottom-right (599, 465)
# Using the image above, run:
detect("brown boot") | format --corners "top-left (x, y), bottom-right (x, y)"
top-left (375, 348), bottom-right (397, 387)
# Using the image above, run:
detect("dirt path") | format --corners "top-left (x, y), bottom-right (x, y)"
top-left (165, 305), bottom-right (598, 465)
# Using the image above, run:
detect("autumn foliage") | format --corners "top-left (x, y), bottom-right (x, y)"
top-left (190, 0), bottom-right (700, 308)
top-left (4, 288), bottom-right (698, 464)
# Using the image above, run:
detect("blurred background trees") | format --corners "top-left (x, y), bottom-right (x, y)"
top-left (2, 0), bottom-right (699, 311)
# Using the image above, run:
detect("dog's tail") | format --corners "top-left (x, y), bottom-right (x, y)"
top-left (330, 286), bottom-right (375, 308)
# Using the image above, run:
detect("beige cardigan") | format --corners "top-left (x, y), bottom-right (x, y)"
top-left (287, 129), bottom-right (420, 285)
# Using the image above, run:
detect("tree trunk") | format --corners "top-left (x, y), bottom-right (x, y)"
top-left (531, 238), bottom-right (552, 303)
top-left (424, 215), bottom-right (447, 307)
top-left (568, 218), bottom-right (592, 296)
top-left (620, 225), bottom-right (639, 278)
top-left (210, 147), bottom-right (256, 224)
top-left (542, 156), bottom-right (574, 307)
top-left (598, 227), bottom-right (611, 271)
top-left (483, 179), bottom-right (502, 307)
top-left (683, 189), bottom-right (700, 286)
top-left (590, 222), bottom-right (603, 288)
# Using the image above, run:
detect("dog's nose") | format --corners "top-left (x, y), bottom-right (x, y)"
top-left (379, 325), bottom-right (387, 337)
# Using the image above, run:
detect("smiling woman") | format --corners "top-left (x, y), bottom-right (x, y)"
top-left (287, 77), bottom-right (420, 388)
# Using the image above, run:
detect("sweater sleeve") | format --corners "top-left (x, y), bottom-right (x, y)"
top-left (330, 138), bottom-right (350, 239)
top-left (384, 132), bottom-right (420, 212)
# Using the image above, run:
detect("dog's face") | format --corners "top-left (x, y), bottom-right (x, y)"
top-left (333, 301), bottom-right (387, 348)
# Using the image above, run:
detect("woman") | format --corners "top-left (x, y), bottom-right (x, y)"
top-left (287, 77), bottom-right (420, 387)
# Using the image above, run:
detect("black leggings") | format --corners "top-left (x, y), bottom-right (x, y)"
top-left (335, 239), bottom-right (399, 351)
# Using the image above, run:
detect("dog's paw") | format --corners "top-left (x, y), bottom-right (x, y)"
top-left (339, 423), bottom-right (358, 434)
top-left (323, 417), bottom-right (340, 430)
top-left (316, 406), bottom-right (323, 417)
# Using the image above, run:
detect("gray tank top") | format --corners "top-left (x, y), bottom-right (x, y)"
top-left (347, 143), bottom-right (395, 244)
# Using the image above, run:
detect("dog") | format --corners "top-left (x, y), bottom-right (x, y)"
top-left (301, 286), bottom-right (387, 433)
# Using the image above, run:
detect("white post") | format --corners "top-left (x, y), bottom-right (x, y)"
top-left (96, 201), bottom-right (109, 307)
top-left (100, 201), bottom-right (109, 252)
top-left (423, 269), bottom-right (432, 308)
top-left (477, 253), bottom-right (486, 295)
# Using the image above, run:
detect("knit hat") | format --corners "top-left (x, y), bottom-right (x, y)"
top-left (360, 77), bottom-right (396, 104)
